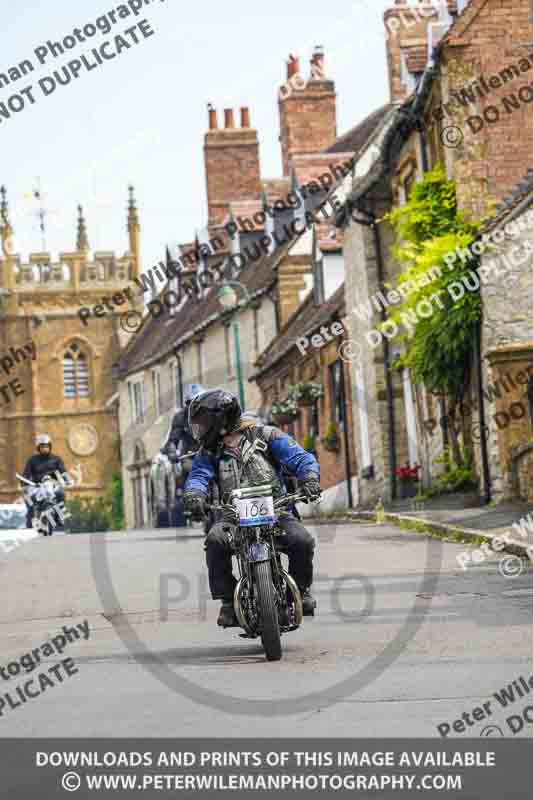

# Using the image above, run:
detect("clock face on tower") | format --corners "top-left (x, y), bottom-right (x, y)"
top-left (68, 423), bottom-right (98, 456)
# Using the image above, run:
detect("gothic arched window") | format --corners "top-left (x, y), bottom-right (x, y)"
top-left (63, 342), bottom-right (90, 398)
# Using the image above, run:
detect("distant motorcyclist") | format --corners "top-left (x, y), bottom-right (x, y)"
top-left (183, 389), bottom-right (321, 627)
top-left (161, 383), bottom-right (205, 462)
top-left (22, 434), bottom-right (68, 528)
top-left (160, 384), bottom-right (204, 526)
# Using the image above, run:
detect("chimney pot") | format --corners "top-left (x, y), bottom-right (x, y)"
top-left (207, 104), bottom-right (218, 130)
top-left (224, 108), bottom-right (235, 128)
top-left (310, 45), bottom-right (325, 79)
top-left (287, 54), bottom-right (300, 79)
top-left (240, 107), bottom-right (250, 128)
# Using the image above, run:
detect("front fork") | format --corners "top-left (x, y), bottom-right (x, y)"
top-left (233, 530), bottom-right (303, 633)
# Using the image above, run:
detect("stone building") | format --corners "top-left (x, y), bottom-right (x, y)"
top-left (475, 178), bottom-right (533, 502)
top-left (0, 186), bottom-right (142, 504)
top-left (337, 0), bottom-right (533, 505)
top-left (115, 49), bottom-right (360, 527)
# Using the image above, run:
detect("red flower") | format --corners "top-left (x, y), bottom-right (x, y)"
top-left (395, 463), bottom-right (421, 479)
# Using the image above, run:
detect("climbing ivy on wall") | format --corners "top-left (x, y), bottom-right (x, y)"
top-left (383, 163), bottom-right (482, 399)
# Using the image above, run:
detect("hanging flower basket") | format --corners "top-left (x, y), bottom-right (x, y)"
top-left (290, 380), bottom-right (324, 407)
top-left (271, 396), bottom-right (299, 426)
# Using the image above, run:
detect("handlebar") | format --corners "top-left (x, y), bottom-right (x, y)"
top-left (16, 473), bottom-right (36, 487)
top-left (204, 492), bottom-right (318, 515)
top-left (176, 451), bottom-right (198, 462)
top-left (16, 473), bottom-right (66, 488)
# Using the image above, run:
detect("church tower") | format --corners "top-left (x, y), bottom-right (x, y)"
top-left (0, 187), bottom-right (142, 504)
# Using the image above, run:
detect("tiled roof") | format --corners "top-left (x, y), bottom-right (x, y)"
top-left (117, 237), bottom-right (295, 378)
top-left (482, 168), bottom-right (533, 233)
top-left (441, 1), bottom-right (482, 47)
top-left (252, 284), bottom-right (345, 378)
top-left (325, 104), bottom-right (394, 156)
top-left (118, 93), bottom-right (390, 381)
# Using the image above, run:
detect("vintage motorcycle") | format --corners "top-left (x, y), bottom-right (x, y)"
top-left (16, 473), bottom-right (66, 536)
top-left (207, 483), bottom-right (311, 662)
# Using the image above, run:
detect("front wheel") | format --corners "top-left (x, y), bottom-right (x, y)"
top-left (38, 517), bottom-right (53, 536)
top-left (254, 560), bottom-right (282, 662)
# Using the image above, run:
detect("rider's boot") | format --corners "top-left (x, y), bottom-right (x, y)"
top-left (217, 599), bottom-right (238, 627)
top-left (300, 588), bottom-right (317, 616)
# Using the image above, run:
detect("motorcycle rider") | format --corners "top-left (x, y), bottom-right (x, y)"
top-left (161, 383), bottom-right (205, 462)
top-left (22, 434), bottom-right (68, 528)
top-left (161, 384), bottom-right (205, 526)
top-left (183, 389), bottom-right (321, 628)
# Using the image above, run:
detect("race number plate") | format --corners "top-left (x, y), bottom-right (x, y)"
top-left (235, 495), bottom-right (276, 527)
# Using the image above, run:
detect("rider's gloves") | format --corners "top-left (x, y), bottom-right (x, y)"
top-left (183, 492), bottom-right (206, 520)
top-left (164, 444), bottom-right (179, 463)
top-left (299, 474), bottom-right (322, 503)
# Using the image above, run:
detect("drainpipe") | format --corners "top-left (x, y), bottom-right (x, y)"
top-left (347, 200), bottom-right (398, 501)
top-left (473, 317), bottom-right (491, 503)
top-left (174, 349), bottom-right (184, 408)
top-left (371, 216), bottom-right (398, 501)
top-left (266, 286), bottom-right (281, 334)
top-left (337, 330), bottom-right (354, 509)
top-left (419, 124), bottom-right (430, 173)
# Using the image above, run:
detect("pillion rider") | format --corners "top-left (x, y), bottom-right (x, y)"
top-left (160, 384), bottom-right (205, 526)
top-left (182, 389), bottom-right (321, 628)
top-left (160, 383), bottom-right (205, 463)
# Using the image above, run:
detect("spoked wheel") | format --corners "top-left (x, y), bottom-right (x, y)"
top-left (254, 560), bottom-right (282, 662)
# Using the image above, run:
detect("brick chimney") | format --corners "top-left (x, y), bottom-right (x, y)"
top-left (384, 0), bottom-right (439, 103)
top-left (278, 47), bottom-right (337, 177)
top-left (204, 104), bottom-right (262, 226)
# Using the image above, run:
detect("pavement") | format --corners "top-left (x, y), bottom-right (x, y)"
top-left (388, 491), bottom-right (533, 535)
top-left (0, 517), bottom-right (532, 739)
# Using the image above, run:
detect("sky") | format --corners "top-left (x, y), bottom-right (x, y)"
top-left (0, 0), bottom-right (393, 272)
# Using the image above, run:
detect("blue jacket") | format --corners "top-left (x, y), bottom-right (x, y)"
top-left (185, 428), bottom-right (319, 497)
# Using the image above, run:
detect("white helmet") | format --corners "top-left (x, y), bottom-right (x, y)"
top-left (36, 434), bottom-right (51, 447)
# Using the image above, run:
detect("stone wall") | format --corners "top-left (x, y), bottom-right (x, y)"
top-left (479, 203), bottom-right (533, 500)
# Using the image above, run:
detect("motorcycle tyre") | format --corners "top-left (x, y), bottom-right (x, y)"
top-left (254, 560), bottom-right (282, 662)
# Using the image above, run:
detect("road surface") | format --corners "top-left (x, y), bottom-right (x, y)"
top-left (0, 520), bottom-right (532, 738)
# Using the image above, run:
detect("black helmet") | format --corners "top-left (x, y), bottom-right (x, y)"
top-left (188, 389), bottom-right (242, 450)
top-left (184, 383), bottom-right (205, 408)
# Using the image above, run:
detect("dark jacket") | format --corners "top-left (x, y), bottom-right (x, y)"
top-left (185, 421), bottom-right (319, 499)
top-left (161, 408), bottom-right (197, 458)
top-left (23, 453), bottom-right (67, 484)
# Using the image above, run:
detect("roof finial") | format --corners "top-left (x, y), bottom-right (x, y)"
top-left (0, 185), bottom-right (14, 255)
top-left (1, 185), bottom-right (12, 231)
top-left (128, 185), bottom-right (139, 228)
top-left (76, 204), bottom-right (89, 251)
